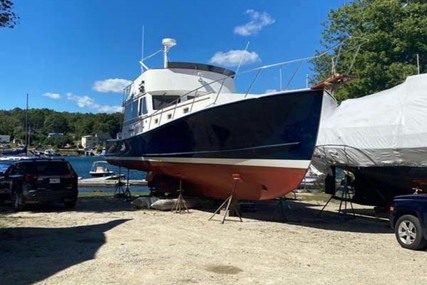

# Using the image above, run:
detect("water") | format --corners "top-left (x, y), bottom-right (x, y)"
top-left (64, 156), bottom-right (149, 195)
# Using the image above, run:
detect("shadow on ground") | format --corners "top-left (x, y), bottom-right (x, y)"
top-left (0, 196), bottom-right (137, 214)
top-left (0, 195), bottom-right (392, 236)
top-left (0, 219), bottom-right (130, 285)
top-left (202, 197), bottom-right (392, 234)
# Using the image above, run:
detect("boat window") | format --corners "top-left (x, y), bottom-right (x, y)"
top-left (139, 97), bottom-right (148, 115)
top-left (124, 104), bottom-right (132, 122)
top-left (124, 100), bottom-right (139, 122)
top-left (124, 84), bottom-right (132, 100)
top-left (183, 107), bottom-right (189, 114)
top-left (152, 95), bottom-right (179, 110)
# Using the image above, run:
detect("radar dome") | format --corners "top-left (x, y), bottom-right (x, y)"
top-left (162, 38), bottom-right (176, 48)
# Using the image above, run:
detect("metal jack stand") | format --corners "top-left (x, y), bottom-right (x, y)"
top-left (337, 188), bottom-right (355, 218)
top-left (171, 179), bottom-right (189, 213)
top-left (114, 167), bottom-right (131, 200)
top-left (209, 174), bottom-right (243, 224)
top-left (276, 197), bottom-right (292, 222)
top-left (317, 180), bottom-right (355, 218)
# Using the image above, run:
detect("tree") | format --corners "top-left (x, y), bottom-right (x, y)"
top-left (0, 0), bottom-right (19, 28)
top-left (44, 113), bottom-right (70, 134)
top-left (0, 108), bottom-right (122, 147)
top-left (312, 0), bottom-right (427, 101)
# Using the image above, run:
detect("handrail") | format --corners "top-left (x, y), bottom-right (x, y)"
top-left (213, 78), bottom-right (226, 105)
top-left (122, 42), bottom-right (350, 130)
top-left (244, 68), bottom-right (262, 98)
top-left (189, 89), bottom-right (199, 113)
top-left (125, 56), bottom-right (310, 130)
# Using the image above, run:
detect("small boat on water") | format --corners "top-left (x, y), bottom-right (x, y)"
top-left (105, 38), bottom-right (329, 200)
top-left (89, 160), bottom-right (116, 177)
top-left (44, 148), bottom-right (56, 156)
top-left (1, 145), bottom-right (27, 156)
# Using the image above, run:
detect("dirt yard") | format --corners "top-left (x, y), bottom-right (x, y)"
top-left (0, 194), bottom-right (426, 285)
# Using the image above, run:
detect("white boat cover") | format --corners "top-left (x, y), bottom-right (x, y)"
top-left (312, 73), bottom-right (427, 171)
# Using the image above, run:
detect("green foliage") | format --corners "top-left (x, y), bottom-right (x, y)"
top-left (312, 0), bottom-right (427, 101)
top-left (44, 113), bottom-right (70, 134)
top-left (0, 108), bottom-right (122, 147)
top-left (0, 0), bottom-right (18, 28)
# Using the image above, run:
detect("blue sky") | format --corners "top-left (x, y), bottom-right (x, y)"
top-left (0, 0), bottom-right (351, 113)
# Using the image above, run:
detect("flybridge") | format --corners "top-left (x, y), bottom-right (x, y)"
top-left (167, 62), bottom-right (235, 77)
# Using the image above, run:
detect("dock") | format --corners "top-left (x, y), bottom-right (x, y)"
top-left (78, 179), bottom-right (147, 187)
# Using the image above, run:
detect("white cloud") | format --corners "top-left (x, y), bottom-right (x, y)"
top-left (66, 93), bottom-right (122, 113)
top-left (234, 9), bottom-right (275, 36)
top-left (92, 78), bottom-right (132, 93)
top-left (209, 50), bottom-right (260, 67)
top-left (43, 92), bottom-right (61, 99)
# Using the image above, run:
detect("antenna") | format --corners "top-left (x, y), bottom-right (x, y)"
top-left (162, 38), bottom-right (176, 68)
top-left (236, 41), bottom-right (250, 74)
top-left (140, 26), bottom-right (145, 73)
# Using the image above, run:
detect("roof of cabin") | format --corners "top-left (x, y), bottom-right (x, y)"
top-left (168, 62), bottom-right (235, 77)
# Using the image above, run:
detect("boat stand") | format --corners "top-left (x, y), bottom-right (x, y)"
top-left (171, 179), bottom-right (189, 213)
top-left (209, 174), bottom-right (243, 224)
top-left (114, 167), bottom-right (132, 200)
top-left (317, 181), bottom-right (355, 219)
top-left (276, 197), bottom-right (291, 221)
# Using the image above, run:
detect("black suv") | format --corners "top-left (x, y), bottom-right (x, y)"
top-left (2, 158), bottom-right (78, 211)
top-left (389, 194), bottom-right (427, 250)
top-left (0, 160), bottom-right (15, 203)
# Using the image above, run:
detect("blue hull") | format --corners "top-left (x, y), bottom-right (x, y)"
top-left (106, 89), bottom-right (324, 200)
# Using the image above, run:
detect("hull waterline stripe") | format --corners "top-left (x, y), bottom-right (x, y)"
top-left (107, 156), bottom-right (311, 169)
top-left (143, 142), bottom-right (300, 157)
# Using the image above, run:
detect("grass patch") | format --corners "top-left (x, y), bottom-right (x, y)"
top-left (294, 192), bottom-right (337, 203)
top-left (78, 192), bottom-right (113, 198)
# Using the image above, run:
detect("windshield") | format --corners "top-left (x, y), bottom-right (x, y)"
top-left (22, 161), bottom-right (71, 176)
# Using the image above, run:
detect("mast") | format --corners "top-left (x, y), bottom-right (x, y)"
top-left (417, 54), bottom-right (420, 75)
top-left (25, 93), bottom-right (29, 155)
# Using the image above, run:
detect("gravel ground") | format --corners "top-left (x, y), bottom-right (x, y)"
top-left (0, 194), bottom-right (426, 285)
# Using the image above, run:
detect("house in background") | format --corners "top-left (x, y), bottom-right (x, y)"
top-left (81, 135), bottom-right (97, 149)
top-left (48, 133), bottom-right (64, 139)
top-left (0, 135), bottom-right (10, 143)
top-left (81, 133), bottom-right (111, 149)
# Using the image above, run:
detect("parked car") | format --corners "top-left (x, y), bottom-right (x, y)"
top-left (389, 194), bottom-right (427, 250)
top-left (0, 160), bottom-right (15, 203)
top-left (3, 158), bottom-right (78, 211)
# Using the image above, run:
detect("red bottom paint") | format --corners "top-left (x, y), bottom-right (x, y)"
top-left (112, 160), bottom-right (307, 200)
